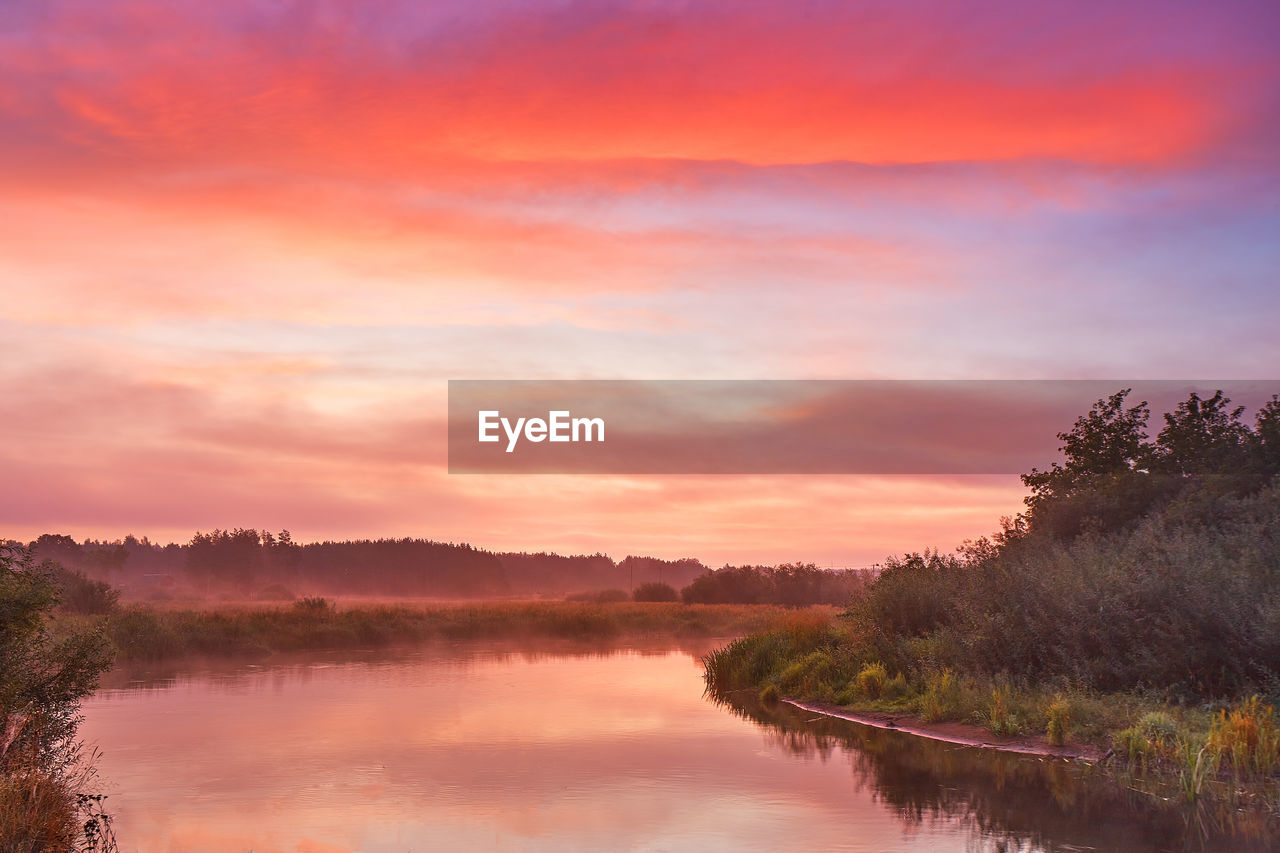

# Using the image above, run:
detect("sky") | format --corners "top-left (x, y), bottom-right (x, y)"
top-left (2, 0), bottom-right (1279, 565)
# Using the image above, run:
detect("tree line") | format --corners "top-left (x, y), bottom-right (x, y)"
top-left (852, 388), bottom-right (1280, 699)
top-left (26, 532), bottom-right (712, 600)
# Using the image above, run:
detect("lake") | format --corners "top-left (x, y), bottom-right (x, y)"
top-left (80, 641), bottom-right (1274, 852)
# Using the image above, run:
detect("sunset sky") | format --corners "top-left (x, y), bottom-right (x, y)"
top-left (3, 0), bottom-right (1278, 565)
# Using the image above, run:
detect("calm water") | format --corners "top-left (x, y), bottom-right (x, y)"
top-left (81, 642), bottom-right (1275, 852)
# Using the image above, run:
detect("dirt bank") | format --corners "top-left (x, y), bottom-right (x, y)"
top-left (784, 699), bottom-right (1104, 761)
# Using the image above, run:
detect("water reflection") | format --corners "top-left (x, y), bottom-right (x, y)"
top-left (81, 643), bottom-right (1278, 853)
top-left (710, 688), bottom-right (1280, 852)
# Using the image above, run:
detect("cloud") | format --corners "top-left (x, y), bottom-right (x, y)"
top-left (4, 0), bottom-right (1276, 177)
top-left (3, 0), bottom-right (1277, 553)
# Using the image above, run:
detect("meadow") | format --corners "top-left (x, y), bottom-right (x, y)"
top-left (91, 599), bottom-right (821, 662)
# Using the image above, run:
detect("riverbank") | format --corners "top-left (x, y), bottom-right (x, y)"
top-left (783, 699), bottom-right (1104, 760)
top-left (83, 600), bottom-right (826, 662)
top-left (703, 620), bottom-right (1280, 800)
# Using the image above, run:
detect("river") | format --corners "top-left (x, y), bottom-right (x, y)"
top-left (80, 641), bottom-right (1275, 852)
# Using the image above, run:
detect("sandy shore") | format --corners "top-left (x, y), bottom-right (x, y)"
top-left (784, 699), bottom-right (1105, 761)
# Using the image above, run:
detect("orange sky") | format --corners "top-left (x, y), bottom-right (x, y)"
top-left (2, 0), bottom-right (1278, 564)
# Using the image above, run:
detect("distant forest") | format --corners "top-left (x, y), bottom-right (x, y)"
top-left (22, 531), bottom-right (721, 600)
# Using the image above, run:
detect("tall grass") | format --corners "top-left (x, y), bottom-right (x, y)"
top-left (1046, 697), bottom-right (1071, 746)
top-left (105, 601), bottom-right (821, 662)
top-left (0, 753), bottom-right (115, 852)
top-left (919, 669), bottom-right (963, 723)
top-left (856, 662), bottom-right (887, 699)
top-left (1207, 695), bottom-right (1279, 777)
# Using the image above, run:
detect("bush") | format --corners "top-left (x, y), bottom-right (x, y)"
top-left (857, 550), bottom-right (963, 639)
top-left (49, 563), bottom-right (119, 615)
top-left (1046, 697), bottom-right (1071, 745)
top-left (0, 544), bottom-right (116, 850)
top-left (883, 672), bottom-right (910, 701)
top-left (293, 596), bottom-right (333, 614)
top-left (681, 563), bottom-right (867, 605)
top-left (1115, 711), bottom-right (1181, 764)
top-left (633, 582), bottom-right (679, 603)
top-left (981, 686), bottom-right (1023, 736)
top-left (0, 769), bottom-right (80, 850)
top-left (919, 669), bottom-right (962, 722)
top-left (1136, 711), bottom-right (1179, 743)
top-left (1208, 695), bottom-right (1279, 776)
top-left (856, 662), bottom-right (887, 698)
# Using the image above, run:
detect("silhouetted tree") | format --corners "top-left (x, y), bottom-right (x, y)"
top-left (633, 582), bottom-right (679, 602)
top-left (0, 543), bottom-right (114, 772)
top-left (1151, 390), bottom-right (1252, 476)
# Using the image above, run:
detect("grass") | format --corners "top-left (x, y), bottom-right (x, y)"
top-left (1046, 697), bottom-right (1071, 745)
top-left (0, 759), bottom-right (115, 853)
top-left (1206, 695), bottom-right (1280, 777)
top-left (856, 662), bottom-right (887, 698)
top-left (0, 769), bottom-right (80, 852)
top-left (95, 600), bottom-right (825, 662)
top-left (701, 615), bottom-right (1280, 803)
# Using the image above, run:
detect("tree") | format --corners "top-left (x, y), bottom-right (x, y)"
top-left (633, 582), bottom-right (679, 602)
top-left (2, 542), bottom-right (117, 850)
top-left (30, 534), bottom-right (82, 568)
top-left (81, 543), bottom-right (128, 578)
top-left (0, 543), bottom-right (114, 774)
top-left (1020, 390), bottom-right (1159, 537)
top-left (1151, 390), bottom-right (1252, 477)
top-left (186, 528), bottom-right (263, 593)
top-left (1257, 396), bottom-right (1280, 477)
top-left (1022, 389), bottom-right (1152, 511)
top-left (265, 529), bottom-right (301, 579)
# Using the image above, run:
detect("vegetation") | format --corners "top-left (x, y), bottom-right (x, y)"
top-left (714, 690), bottom-right (1278, 851)
top-left (704, 389), bottom-right (1280, 796)
top-left (101, 601), bottom-right (820, 662)
top-left (30, 532), bottom-right (710, 601)
top-left (1046, 697), bottom-right (1071, 746)
top-left (681, 562), bottom-right (869, 605)
top-left (46, 564), bottom-right (120, 616)
top-left (565, 589), bottom-right (630, 603)
top-left (1, 543), bottom-right (116, 852)
top-left (633, 582), bottom-right (679, 602)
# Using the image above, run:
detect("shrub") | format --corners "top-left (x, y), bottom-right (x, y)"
top-left (857, 550), bottom-right (963, 639)
top-left (1046, 697), bottom-right (1071, 746)
top-left (856, 662), bottom-right (888, 698)
top-left (0, 544), bottom-right (116, 850)
top-left (759, 684), bottom-right (779, 703)
top-left (49, 563), bottom-right (120, 615)
top-left (1136, 711), bottom-right (1179, 743)
top-left (1114, 726), bottom-right (1152, 763)
top-left (1115, 711), bottom-right (1180, 764)
top-left (681, 563), bottom-right (867, 605)
top-left (919, 669), bottom-right (962, 722)
top-left (1208, 695), bottom-right (1279, 776)
top-left (982, 686), bottom-right (1023, 736)
top-left (633, 582), bottom-right (679, 603)
top-left (0, 769), bottom-right (80, 850)
top-left (293, 596), bottom-right (333, 614)
top-left (883, 672), bottom-right (910, 701)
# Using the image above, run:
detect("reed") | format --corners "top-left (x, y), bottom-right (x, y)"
top-left (106, 601), bottom-right (821, 662)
